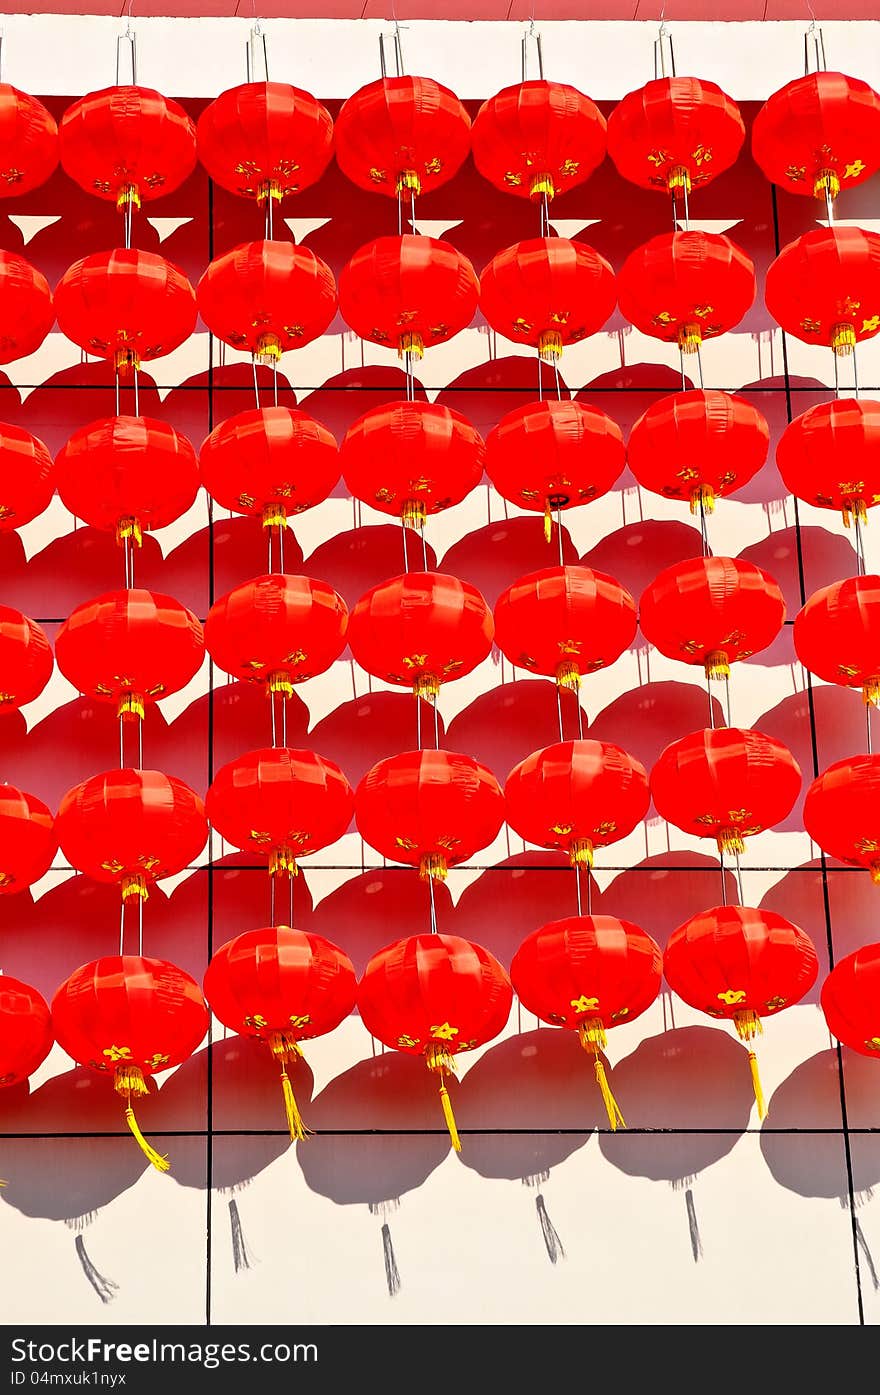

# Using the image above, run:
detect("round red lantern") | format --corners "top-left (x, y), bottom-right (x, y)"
top-left (618, 230), bottom-right (755, 353)
top-left (204, 925), bottom-right (356, 1138)
top-left (479, 237), bottom-right (616, 361)
top-left (607, 76), bottom-right (745, 197)
top-left (638, 556), bottom-right (786, 679)
top-left (794, 575), bottom-right (880, 705)
top-left (54, 249), bottom-right (197, 374)
top-left (0, 422), bottom-right (54, 532)
top-left (0, 785), bottom-right (56, 894)
top-left (776, 398), bottom-right (880, 526)
top-left (206, 746), bottom-right (353, 878)
top-left (197, 240), bottom-right (337, 364)
top-left (664, 904), bottom-right (819, 1117)
top-left (339, 235), bottom-right (478, 360)
top-left (504, 738), bottom-right (650, 867)
top-left (355, 748), bottom-right (504, 882)
top-left (0, 977), bottom-right (53, 1089)
top-left (0, 251), bottom-right (54, 363)
top-left (0, 606), bottom-right (53, 713)
top-left (196, 82), bottom-right (333, 203)
top-left (0, 85), bottom-right (58, 197)
top-left (493, 565), bottom-right (636, 689)
top-left (803, 754), bottom-right (880, 883)
top-left (340, 400), bottom-right (484, 530)
top-left (764, 226), bottom-right (880, 355)
top-left (510, 914), bottom-right (663, 1129)
top-left (357, 932), bottom-right (513, 1150)
top-left (471, 80), bottom-right (606, 202)
top-left (821, 944), bottom-right (880, 1058)
top-left (751, 71), bottom-right (880, 203)
top-left (347, 571), bottom-right (493, 701)
top-left (650, 726), bottom-right (802, 855)
top-left (199, 407), bottom-right (339, 528)
top-left (59, 86), bottom-right (196, 209)
top-left (56, 768), bottom-right (208, 902)
top-left (333, 75), bottom-right (470, 199)
top-left (51, 954), bottom-right (208, 1171)
top-left (627, 389), bottom-right (770, 513)
top-left (204, 574), bottom-right (348, 697)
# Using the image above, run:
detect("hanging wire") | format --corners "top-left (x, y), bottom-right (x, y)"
top-left (555, 681), bottom-right (564, 742)
top-left (853, 345), bottom-right (861, 401)
top-left (133, 367), bottom-right (140, 418)
top-left (252, 358), bottom-right (261, 410)
top-left (138, 891), bottom-right (143, 956)
top-left (428, 869), bottom-right (438, 934)
top-left (733, 851), bottom-right (746, 907)
top-left (432, 694), bottom-right (440, 749)
top-left (556, 506), bottom-right (564, 565)
top-left (575, 687), bottom-right (584, 739)
top-left (803, 18), bottom-right (827, 76)
top-left (678, 346), bottom-right (688, 392)
top-left (653, 20), bottom-right (675, 80)
top-left (270, 868), bottom-right (276, 926)
top-left (521, 21), bottom-right (544, 81)
top-left (281, 690), bottom-right (287, 747)
top-left (575, 860), bottom-right (583, 915)
top-left (119, 896), bottom-right (126, 957)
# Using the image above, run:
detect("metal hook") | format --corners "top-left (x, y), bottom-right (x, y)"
top-left (803, 18), bottom-right (827, 75)
top-left (116, 25), bottom-right (137, 85)
top-left (521, 22), bottom-right (544, 82)
top-left (653, 20), bottom-right (676, 80)
top-left (379, 23), bottom-right (406, 79)
top-left (247, 23), bottom-right (269, 82)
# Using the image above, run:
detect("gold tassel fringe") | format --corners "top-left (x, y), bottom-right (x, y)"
top-left (832, 323), bottom-right (856, 356)
top-left (717, 826), bottom-right (746, 856)
top-left (555, 659), bottom-right (581, 690)
top-left (543, 499), bottom-right (553, 543)
top-left (870, 860), bottom-right (880, 886)
top-left (267, 670), bottom-right (294, 698)
top-left (117, 692), bottom-right (145, 722)
top-left (689, 483), bottom-right (715, 515)
top-left (438, 1081), bottom-right (462, 1152)
top-left (842, 497), bottom-right (868, 528)
top-left (578, 1018), bottom-right (607, 1052)
top-left (114, 1065), bottom-right (150, 1099)
top-left (418, 851), bottom-right (448, 882)
top-left (538, 329), bottom-right (563, 362)
top-left (732, 1008), bottom-right (763, 1042)
top-left (114, 348), bottom-right (140, 378)
top-left (667, 164), bottom-right (692, 196)
top-left (262, 502), bottom-right (288, 529)
top-left (398, 331), bottom-right (424, 360)
top-left (280, 1066), bottom-right (311, 1142)
top-left (412, 672), bottom-right (440, 702)
top-left (116, 182), bottom-right (141, 211)
top-left (813, 168), bottom-right (840, 201)
top-left (269, 847), bottom-right (299, 879)
top-left (747, 1050), bottom-right (767, 1120)
top-left (425, 1042), bottom-right (457, 1076)
top-left (863, 678), bottom-right (880, 707)
top-left (678, 323), bottom-right (702, 354)
top-left (124, 1106), bottom-right (170, 1172)
top-left (257, 178), bottom-right (284, 205)
top-left (529, 172), bottom-right (555, 201)
top-left (115, 515), bottom-right (143, 547)
top-left (255, 332), bottom-right (282, 365)
top-left (568, 837), bottom-right (594, 868)
top-left (401, 499), bottom-right (427, 532)
top-left (396, 169), bottom-right (421, 197)
top-left (121, 873), bottom-right (149, 903)
top-left (594, 1056), bottom-right (626, 1131)
top-left (704, 650), bottom-right (731, 680)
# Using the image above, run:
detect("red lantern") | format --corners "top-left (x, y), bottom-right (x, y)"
top-left (204, 926), bottom-right (356, 1138)
top-left (485, 399), bottom-right (625, 533)
top-left (493, 565), bottom-right (636, 689)
top-left (618, 230), bottom-right (755, 353)
top-left (340, 400), bottom-right (484, 530)
top-left (0, 977), bottom-right (53, 1088)
top-left (627, 390), bottom-right (770, 513)
top-left (0, 606), bottom-right (53, 713)
top-left (357, 932), bottom-right (513, 1150)
top-left (650, 726), bottom-right (802, 855)
top-left (339, 235), bottom-right (478, 360)
top-left (471, 80), bottom-right (606, 202)
top-left (59, 86), bottom-right (196, 209)
top-left (199, 407), bottom-right (339, 529)
top-left (0, 785), bottom-right (56, 894)
top-left (0, 85), bottom-right (58, 196)
top-left (204, 574), bottom-right (348, 696)
top-left (333, 76), bottom-right (470, 199)
top-left (347, 571), bottom-right (493, 701)
top-left (51, 954), bottom-right (208, 1171)
top-left (510, 914), bottom-right (662, 1129)
top-left (0, 422), bottom-right (54, 532)
top-left (55, 589), bottom-right (204, 721)
top-left (54, 249), bottom-right (197, 374)
top-left (751, 71), bottom-right (880, 204)
top-left (196, 82), bottom-right (333, 203)
top-left (55, 768), bottom-right (208, 902)
top-left (776, 398), bottom-right (880, 525)
top-left (607, 76), bottom-right (745, 197)
top-left (794, 575), bottom-right (880, 705)
top-left (0, 251), bottom-right (54, 363)
top-left (764, 227), bottom-right (880, 355)
top-left (639, 556), bottom-right (786, 679)
top-left (803, 754), bottom-right (880, 884)
top-left (664, 904), bottom-right (819, 1117)
top-left (197, 240), bottom-right (337, 364)
top-left (821, 944), bottom-right (880, 1058)
top-left (478, 237), bottom-right (616, 361)
top-left (355, 749), bottom-right (505, 882)
top-left (206, 747), bottom-right (353, 878)
top-left (504, 739), bottom-right (650, 867)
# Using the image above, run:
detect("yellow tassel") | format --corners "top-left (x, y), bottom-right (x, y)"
top-left (279, 1066), bottom-right (311, 1142)
top-left (704, 650), bottom-right (731, 681)
top-left (396, 168), bottom-right (422, 197)
top-left (124, 1105), bottom-right (170, 1173)
top-left (418, 851), bottom-right (448, 882)
top-left (555, 660), bottom-right (581, 690)
top-left (257, 178), bottom-right (284, 205)
top-left (842, 496), bottom-right (869, 528)
top-left (121, 873), bottom-right (149, 903)
top-left (114, 1065), bottom-right (151, 1099)
top-left (578, 1017), bottom-right (607, 1052)
top-left (117, 692), bottom-right (145, 722)
top-left (538, 329), bottom-right (563, 362)
top-left (594, 1056), bottom-right (626, 1131)
top-left (667, 164), bottom-right (692, 196)
top-left (116, 182), bottom-right (141, 211)
top-left (438, 1081), bottom-right (462, 1152)
top-left (425, 1042), bottom-right (457, 1076)
top-left (412, 672), bottom-right (440, 702)
top-left (114, 348), bottom-right (140, 378)
top-left (832, 323), bottom-right (856, 356)
top-left (813, 168), bottom-right (840, 202)
top-left (269, 847), bottom-right (299, 879)
top-left (864, 678), bottom-right (880, 707)
top-left (255, 332), bottom-right (282, 365)
top-left (398, 331), bottom-right (424, 360)
top-left (529, 171), bottom-right (555, 201)
top-left (115, 515), bottom-right (143, 548)
top-left (262, 502), bottom-right (288, 529)
top-left (732, 1008), bottom-right (763, 1042)
top-left (543, 499), bottom-right (553, 544)
top-left (267, 670), bottom-right (294, 698)
top-left (678, 323), bottom-right (702, 354)
top-left (401, 499), bottom-right (427, 532)
top-left (568, 837), bottom-right (594, 869)
top-left (717, 826), bottom-right (746, 856)
top-left (689, 483), bottom-right (715, 515)
top-left (870, 860), bottom-right (880, 886)
top-left (747, 1050), bottom-right (767, 1120)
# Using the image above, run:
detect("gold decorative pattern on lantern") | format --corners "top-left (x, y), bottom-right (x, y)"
top-left (717, 988), bottom-right (747, 1006)
top-left (102, 1044), bottom-right (133, 1062)
top-left (430, 1022), bottom-right (459, 1041)
top-left (845, 160), bottom-right (866, 179)
top-left (397, 1033), bottom-right (420, 1048)
top-left (570, 995), bottom-right (599, 1014)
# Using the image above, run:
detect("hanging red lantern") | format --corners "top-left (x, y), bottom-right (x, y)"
top-left (199, 407), bottom-right (339, 529)
top-left (340, 400), bottom-right (484, 531)
top-left (0, 785), bottom-right (56, 894)
top-left (485, 399), bottom-right (625, 535)
top-left (751, 71), bottom-right (880, 204)
top-left (204, 925), bottom-right (356, 1139)
top-left (55, 589), bottom-right (205, 721)
top-left (794, 575), bottom-right (880, 706)
top-left (196, 82), bottom-right (333, 204)
top-left (54, 249), bottom-right (197, 374)
top-left (0, 422), bottom-right (54, 532)
top-left (0, 606), bottom-right (53, 713)
top-left (776, 398), bottom-right (880, 526)
top-left (639, 556), bottom-right (786, 679)
top-left (803, 754), bottom-right (880, 884)
top-left (204, 574), bottom-right (348, 697)
top-left (339, 235), bottom-right (478, 360)
top-left (0, 85), bottom-right (58, 197)
top-left (664, 904), bottom-right (819, 1117)
top-left (504, 738), bottom-right (650, 868)
top-left (51, 954), bottom-right (208, 1171)
top-left (347, 571), bottom-right (493, 701)
top-left (479, 237), bottom-right (616, 361)
top-left (197, 240), bottom-right (337, 365)
top-left (357, 932), bottom-right (513, 1151)
top-left (333, 75), bottom-right (470, 199)
top-left (607, 76), bottom-right (745, 197)
top-left (511, 914), bottom-right (663, 1130)
top-left (55, 768), bottom-right (208, 902)
top-left (355, 748), bottom-right (504, 882)
top-left (493, 565), bottom-right (636, 690)
top-left (59, 86), bottom-right (196, 210)
top-left (764, 227), bottom-right (880, 355)
top-left (650, 726), bottom-right (802, 855)
top-left (0, 977), bottom-right (53, 1089)
top-left (0, 251), bottom-right (54, 363)
top-left (206, 747), bottom-right (353, 878)
top-left (821, 944), bottom-right (880, 1058)
top-left (627, 389), bottom-right (770, 514)
top-left (618, 230), bottom-right (755, 353)
top-left (471, 80), bottom-right (606, 202)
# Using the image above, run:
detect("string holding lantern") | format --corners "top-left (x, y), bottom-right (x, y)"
top-left (339, 235), bottom-right (479, 363)
top-left (0, 977), bottom-right (53, 1090)
top-left (764, 227), bottom-right (880, 359)
top-left (0, 785), bottom-right (56, 894)
top-left (196, 81), bottom-right (333, 206)
top-left (751, 69), bottom-right (880, 207)
top-left (617, 230), bottom-right (756, 355)
top-left (803, 754), bottom-right (880, 885)
top-left (794, 575), bottom-right (880, 706)
top-left (0, 606), bottom-right (53, 713)
top-left (59, 85), bottom-right (197, 214)
top-left (0, 423), bottom-right (54, 533)
top-left (471, 79), bottom-right (607, 203)
top-left (199, 407), bottom-right (340, 532)
top-left (0, 251), bottom-right (54, 364)
top-left (821, 944), bottom-right (880, 1059)
top-left (775, 398), bottom-right (880, 528)
top-left (0, 84), bottom-right (58, 197)
top-left (333, 75), bottom-right (470, 201)
top-left (478, 237), bottom-right (616, 363)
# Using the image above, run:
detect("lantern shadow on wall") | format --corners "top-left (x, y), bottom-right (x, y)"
top-left (444, 678), bottom-right (584, 784)
top-left (309, 690), bottom-right (445, 791)
top-left (451, 850), bottom-right (594, 973)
